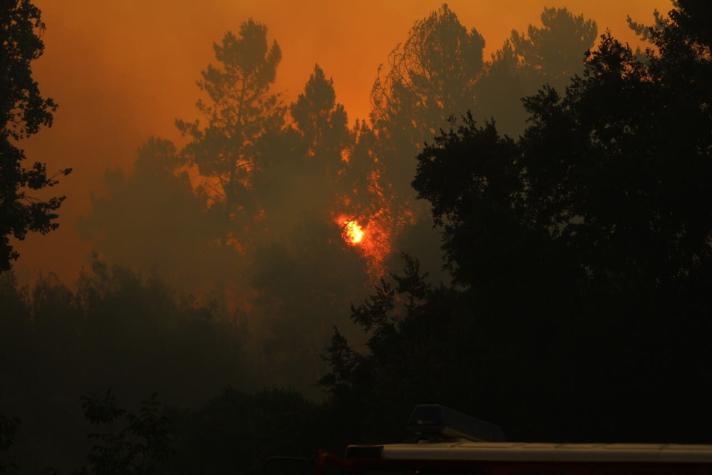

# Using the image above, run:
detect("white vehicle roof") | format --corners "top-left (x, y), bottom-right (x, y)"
top-left (348, 442), bottom-right (712, 464)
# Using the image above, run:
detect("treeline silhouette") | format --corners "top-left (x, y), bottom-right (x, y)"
top-left (76, 4), bottom-right (600, 397)
top-left (0, 261), bottom-right (248, 472)
top-left (1, 1), bottom-right (711, 474)
top-left (323, 0), bottom-right (712, 444)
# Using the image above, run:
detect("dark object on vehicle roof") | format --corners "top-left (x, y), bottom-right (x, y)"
top-left (407, 404), bottom-right (506, 442)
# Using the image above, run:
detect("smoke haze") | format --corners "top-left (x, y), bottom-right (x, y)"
top-left (18, 0), bottom-right (669, 281)
top-left (5, 1), bottom-right (712, 472)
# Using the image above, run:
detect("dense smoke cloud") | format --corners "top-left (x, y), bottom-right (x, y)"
top-left (7, 0), bottom-right (672, 403)
top-left (17, 0), bottom-right (668, 281)
top-left (5, 1), bottom-right (712, 474)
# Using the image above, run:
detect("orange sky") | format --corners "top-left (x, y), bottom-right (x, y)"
top-left (16, 0), bottom-right (671, 283)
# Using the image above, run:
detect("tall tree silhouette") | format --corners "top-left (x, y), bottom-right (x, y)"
top-left (252, 64), bottom-right (352, 234)
top-left (415, 0), bottom-right (712, 439)
top-left (291, 64), bottom-right (351, 212)
top-left (244, 66), bottom-right (369, 395)
top-left (475, 8), bottom-right (597, 136)
top-left (366, 6), bottom-right (599, 280)
top-left (177, 19), bottom-right (283, 239)
top-left (0, 0), bottom-right (70, 271)
top-left (371, 4), bottom-right (485, 204)
top-left (291, 65), bottom-right (350, 168)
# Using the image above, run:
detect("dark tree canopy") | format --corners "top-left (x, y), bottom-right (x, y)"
top-left (475, 8), bottom-right (597, 136)
top-left (176, 19), bottom-right (283, 226)
top-left (77, 391), bottom-right (171, 475)
top-left (0, 413), bottom-right (19, 475)
top-left (291, 64), bottom-right (350, 164)
top-left (365, 6), bottom-right (600, 283)
top-left (371, 3), bottom-right (485, 204)
top-left (510, 7), bottom-right (597, 92)
top-left (0, 0), bottom-right (70, 271)
top-left (253, 64), bottom-right (352, 231)
top-left (669, 0), bottom-right (712, 49)
top-left (415, 0), bottom-right (711, 332)
top-left (324, 0), bottom-right (712, 443)
top-left (9, 2), bottom-right (711, 470)
top-left (79, 29), bottom-right (370, 401)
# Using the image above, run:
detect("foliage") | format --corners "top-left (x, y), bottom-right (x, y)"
top-left (325, 0), bottom-right (712, 443)
top-left (7, 2), bottom-right (712, 472)
top-left (162, 388), bottom-right (322, 475)
top-left (81, 29), bottom-right (370, 398)
top-left (251, 64), bottom-right (354, 238)
top-left (176, 19), bottom-right (283, 230)
top-left (291, 65), bottom-right (350, 164)
top-left (0, 0), bottom-right (70, 271)
top-left (245, 219), bottom-right (367, 396)
top-left (0, 414), bottom-right (19, 475)
top-left (322, 255), bottom-right (471, 443)
top-left (371, 4), bottom-right (485, 204)
top-left (77, 391), bottom-right (171, 475)
top-left (370, 6), bottom-right (598, 282)
top-left (474, 8), bottom-right (597, 136)
top-left (0, 261), bottom-right (247, 472)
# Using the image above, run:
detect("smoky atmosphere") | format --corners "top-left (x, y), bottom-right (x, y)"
top-left (1, 0), bottom-right (712, 474)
